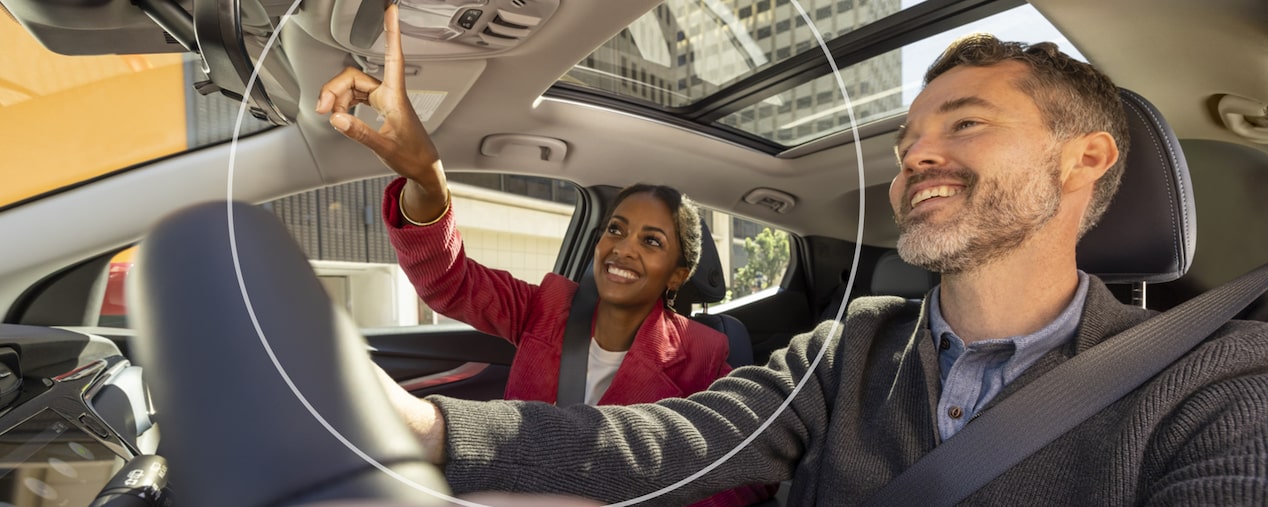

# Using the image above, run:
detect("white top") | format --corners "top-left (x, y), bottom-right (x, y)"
top-left (583, 337), bottom-right (629, 405)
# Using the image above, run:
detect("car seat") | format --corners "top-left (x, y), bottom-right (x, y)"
top-left (674, 219), bottom-right (755, 368)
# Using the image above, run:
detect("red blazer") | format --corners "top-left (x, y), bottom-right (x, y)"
top-left (382, 179), bottom-right (774, 505)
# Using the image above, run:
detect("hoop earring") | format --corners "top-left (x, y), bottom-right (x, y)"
top-left (664, 288), bottom-right (678, 309)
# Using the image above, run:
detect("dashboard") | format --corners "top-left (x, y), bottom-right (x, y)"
top-left (0, 324), bottom-right (159, 506)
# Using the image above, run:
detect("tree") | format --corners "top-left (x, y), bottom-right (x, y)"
top-left (731, 227), bottom-right (789, 299)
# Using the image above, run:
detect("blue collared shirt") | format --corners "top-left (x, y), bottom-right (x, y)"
top-left (928, 271), bottom-right (1090, 441)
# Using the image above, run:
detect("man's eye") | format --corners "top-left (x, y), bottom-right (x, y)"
top-left (953, 119), bottom-right (980, 131)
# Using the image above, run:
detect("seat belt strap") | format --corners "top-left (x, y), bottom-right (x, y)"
top-left (863, 261), bottom-right (1268, 507)
top-left (557, 267), bottom-right (597, 406)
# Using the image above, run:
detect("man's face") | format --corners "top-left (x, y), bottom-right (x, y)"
top-left (889, 61), bottom-right (1065, 274)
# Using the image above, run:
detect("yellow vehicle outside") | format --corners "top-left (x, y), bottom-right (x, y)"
top-left (0, 14), bottom-right (186, 207)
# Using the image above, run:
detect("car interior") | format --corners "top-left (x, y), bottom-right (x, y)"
top-left (0, 0), bottom-right (1266, 505)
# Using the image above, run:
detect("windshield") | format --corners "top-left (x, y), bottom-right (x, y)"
top-left (0, 15), bottom-right (269, 208)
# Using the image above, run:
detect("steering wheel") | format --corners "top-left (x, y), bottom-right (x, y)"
top-left (130, 201), bottom-right (450, 506)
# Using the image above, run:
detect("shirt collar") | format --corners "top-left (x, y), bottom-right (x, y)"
top-left (928, 271), bottom-right (1091, 378)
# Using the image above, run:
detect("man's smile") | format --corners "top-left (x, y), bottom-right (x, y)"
top-left (910, 184), bottom-right (965, 209)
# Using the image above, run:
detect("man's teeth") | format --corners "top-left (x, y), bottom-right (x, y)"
top-left (911, 185), bottom-right (962, 207)
top-left (608, 266), bottom-right (638, 280)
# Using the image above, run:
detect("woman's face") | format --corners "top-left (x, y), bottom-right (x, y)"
top-left (592, 192), bottom-right (691, 310)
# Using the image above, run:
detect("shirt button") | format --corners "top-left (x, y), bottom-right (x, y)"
top-left (939, 339), bottom-right (951, 350)
top-left (948, 406), bottom-right (964, 419)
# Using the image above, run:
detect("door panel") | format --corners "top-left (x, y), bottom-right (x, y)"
top-left (366, 326), bottom-right (516, 401)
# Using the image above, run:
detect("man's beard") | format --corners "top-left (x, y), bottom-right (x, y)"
top-left (895, 154), bottom-right (1063, 275)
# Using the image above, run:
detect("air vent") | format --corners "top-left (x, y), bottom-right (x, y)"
top-left (511, 0), bottom-right (525, 7)
top-left (493, 15), bottom-right (530, 30)
top-left (495, 9), bottom-right (542, 27)
top-left (481, 28), bottom-right (517, 40)
top-left (163, 32), bottom-right (179, 45)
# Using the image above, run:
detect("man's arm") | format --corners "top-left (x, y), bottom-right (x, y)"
top-left (425, 320), bottom-right (845, 506)
top-left (1141, 371), bottom-right (1268, 505)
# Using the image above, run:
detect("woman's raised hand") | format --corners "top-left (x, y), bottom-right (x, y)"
top-left (316, 4), bottom-right (449, 221)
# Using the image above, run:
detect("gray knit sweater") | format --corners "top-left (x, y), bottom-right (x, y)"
top-left (431, 277), bottom-right (1268, 505)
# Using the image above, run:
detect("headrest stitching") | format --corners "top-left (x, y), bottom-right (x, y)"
top-left (1122, 91), bottom-right (1183, 276)
top-left (1125, 89), bottom-right (1193, 267)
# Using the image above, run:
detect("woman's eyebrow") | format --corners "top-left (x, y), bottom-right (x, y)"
top-left (640, 225), bottom-right (669, 237)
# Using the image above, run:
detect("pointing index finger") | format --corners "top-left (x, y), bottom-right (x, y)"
top-left (383, 3), bottom-right (406, 88)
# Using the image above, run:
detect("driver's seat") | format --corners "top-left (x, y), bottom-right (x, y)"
top-left (131, 201), bottom-right (451, 506)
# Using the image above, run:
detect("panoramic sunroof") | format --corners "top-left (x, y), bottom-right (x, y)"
top-left (560, 0), bottom-right (922, 107)
top-left (555, 0), bottom-right (1083, 150)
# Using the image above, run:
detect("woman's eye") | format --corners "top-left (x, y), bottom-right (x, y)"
top-left (606, 223), bottom-right (622, 235)
top-left (644, 236), bottom-right (664, 248)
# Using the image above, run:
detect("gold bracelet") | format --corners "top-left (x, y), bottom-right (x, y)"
top-left (399, 185), bottom-right (451, 227)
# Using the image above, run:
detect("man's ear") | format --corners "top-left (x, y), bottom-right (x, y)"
top-left (1062, 131), bottom-right (1119, 193)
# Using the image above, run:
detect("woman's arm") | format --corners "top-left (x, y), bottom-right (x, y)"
top-left (384, 182), bottom-right (546, 344)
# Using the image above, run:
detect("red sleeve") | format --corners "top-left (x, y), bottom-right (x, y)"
top-left (382, 177), bottom-right (540, 346)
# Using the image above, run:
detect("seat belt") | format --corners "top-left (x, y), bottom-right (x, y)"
top-left (863, 261), bottom-right (1268, 507)
top-left (557, 267), bottom-right (598, 406)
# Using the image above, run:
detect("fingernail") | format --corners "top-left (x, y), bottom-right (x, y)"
top-left (331, 114), bottom-right (351, 132)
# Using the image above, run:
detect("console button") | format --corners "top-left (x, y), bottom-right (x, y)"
top-left (458, 9), bottom-right (483, 30)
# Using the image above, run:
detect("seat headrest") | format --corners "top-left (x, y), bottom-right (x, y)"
top-left (871, 250), bottom-right (937, 299)
top-left (1076, 89), bottom-right (1196, 284)
top-left (674, 219), bottom-right (727, 313)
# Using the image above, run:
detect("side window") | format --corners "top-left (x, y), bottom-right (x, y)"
top-left (262, 173), bottom-right (577, 328)
top-left (96, 174), bottom-right (578, 329)
top-left (699, 209), bottom-right (792, 309)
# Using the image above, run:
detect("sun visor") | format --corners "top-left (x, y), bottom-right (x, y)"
top-left (330, 0), bottom-right (560, 57)
top-left (0, 0), bottom-right (194, 55)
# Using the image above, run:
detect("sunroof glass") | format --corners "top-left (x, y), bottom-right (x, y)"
top-left (718, 3), bottom-right (1086, 145)
top-left (559, 0), bottom-right (927, 108)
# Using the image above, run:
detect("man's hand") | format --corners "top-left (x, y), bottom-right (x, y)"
top-left (315, 4), bottom-right (448, 222)
top-left (374, 364), bottom-right (447, 465)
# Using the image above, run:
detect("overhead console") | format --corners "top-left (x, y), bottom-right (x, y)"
top-left (331, 0), bottom-right (560, 57)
